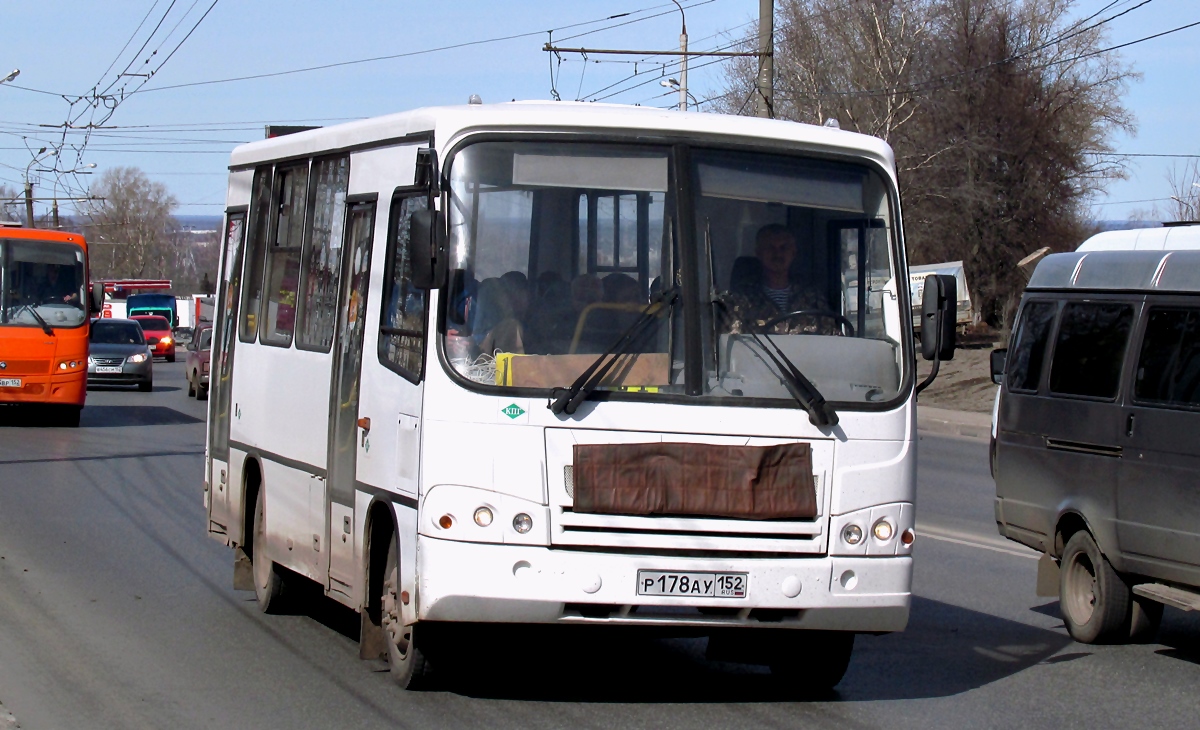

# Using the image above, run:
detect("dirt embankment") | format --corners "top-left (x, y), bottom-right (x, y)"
top-left (915, 343), bottom-right (1002, 413)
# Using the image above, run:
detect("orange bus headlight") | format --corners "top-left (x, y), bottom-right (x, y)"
top-left (56, 358), bottom-right (84, 373)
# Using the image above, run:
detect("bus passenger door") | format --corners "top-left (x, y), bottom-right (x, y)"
top-left (208, 209), bottom-right (247, 539)
top-left (325, 201), bottom-right (376, 596)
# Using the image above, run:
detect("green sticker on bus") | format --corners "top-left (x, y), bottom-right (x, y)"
top-left (502, 403), bottom-right (525, 419)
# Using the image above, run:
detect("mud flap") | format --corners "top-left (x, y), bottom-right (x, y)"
top-left (233, 547), bottom-right (254, 591)
top-left (1036, 552), bottom-right (1060, 597)
top-left (359, 612), bottom-right (387, 661)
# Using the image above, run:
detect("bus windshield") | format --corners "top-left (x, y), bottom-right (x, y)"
top-left (442, 140), bottom-right (905, 407)
top-left (0, 238), bottom-right (87, 329)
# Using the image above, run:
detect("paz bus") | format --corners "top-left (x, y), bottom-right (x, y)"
top-left (205, 100), bottom-right (955, 690)
top-left (0, 224), bottom-right (102, 427)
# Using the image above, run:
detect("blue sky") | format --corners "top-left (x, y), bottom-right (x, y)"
top-left (1, 0), bottom-right (1197, 223)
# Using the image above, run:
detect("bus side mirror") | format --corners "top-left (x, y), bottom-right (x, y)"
top-left (990, 348), bottom-right (1008, 385)
top-left (920, 274), bottom-right (957, 361)
top-left (408, 208), bottom-right (446, 290)
top-left (90, 282), bottom-right (105, 314)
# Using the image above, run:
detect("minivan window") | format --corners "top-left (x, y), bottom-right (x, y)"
top-left (1134, 307), bottom-right (1200, 408)
top-left (1049, 302), bottom-right (1133, 399)
top-left (1007, 300), bottom-right (1057, 392)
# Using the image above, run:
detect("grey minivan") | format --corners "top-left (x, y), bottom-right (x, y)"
top-left (992, 248), bottom-right (1200, 644)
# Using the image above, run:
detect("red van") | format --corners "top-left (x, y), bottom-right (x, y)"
top-left (131, 315), bottom-right (176, 362)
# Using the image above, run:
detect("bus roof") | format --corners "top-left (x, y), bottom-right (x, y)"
top-left (1076, 223), bottom-right (1200, 252)
top-left (228, 100), bottom-right (897, 174)
top-left (1028, 249), bottom-right (1200, 294)
top-left (0, 226), bottom-right (86, 247)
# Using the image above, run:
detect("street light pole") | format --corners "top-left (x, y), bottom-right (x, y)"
top-left (756, 0), bottom-right (774, 118)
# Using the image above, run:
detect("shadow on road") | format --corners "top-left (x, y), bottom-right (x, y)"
top-left (359, 595), bottom-right (1076, 703)
top-left (80, 405), bottom-right (202, 428)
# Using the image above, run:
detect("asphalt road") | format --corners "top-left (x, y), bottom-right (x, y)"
top-left (1, 361), bottom-right (1199, 729)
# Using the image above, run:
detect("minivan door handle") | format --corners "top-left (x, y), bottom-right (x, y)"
top-left (1126, 413), bottom-right (1135, 438)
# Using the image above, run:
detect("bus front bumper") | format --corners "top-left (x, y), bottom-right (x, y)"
top-left (416, 536), bottom-right (911, 632)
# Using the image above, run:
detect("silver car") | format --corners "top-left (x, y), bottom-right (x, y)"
top-left (88, 318), bottom-right (153, 391)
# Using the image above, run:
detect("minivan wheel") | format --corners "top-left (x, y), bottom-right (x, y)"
top-left (1060, 531), bottom-right (1131, 644)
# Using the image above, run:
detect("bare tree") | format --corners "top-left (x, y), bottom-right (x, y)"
top-left (1165, 160), bottom-right (1200, 222)
top-left (0, 184), bottom-right (24, 223)
top-left (79, 167), bottom-right (181, 282)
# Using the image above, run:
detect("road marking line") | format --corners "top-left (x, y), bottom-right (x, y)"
top-left (918, 525), bottom-right (1039, 560)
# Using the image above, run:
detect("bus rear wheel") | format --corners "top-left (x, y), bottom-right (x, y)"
top-left (768, 630), bottom-right (855, 693)
top-left (251, 489), bottom-right (286, 613)
top-left (381, 538), bottom-right (427, 688)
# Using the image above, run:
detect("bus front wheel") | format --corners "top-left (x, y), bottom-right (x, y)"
top-left (381, 538), bottom-right (427, 688)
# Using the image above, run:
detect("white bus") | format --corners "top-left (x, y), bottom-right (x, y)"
top-left (204, 100), bottom-right (949, 691)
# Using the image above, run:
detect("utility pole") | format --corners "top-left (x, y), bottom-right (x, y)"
top-left (24, 182), bottom-right (34, 228)
top-left (756, 0), bottom-right (774, 118)
top-left (52, 198), bottom-right (59, 230)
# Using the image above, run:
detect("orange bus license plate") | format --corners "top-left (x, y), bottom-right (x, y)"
top-left (0, 378), bottom-right (22, 388)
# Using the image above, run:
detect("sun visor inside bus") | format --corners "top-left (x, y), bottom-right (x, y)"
top-left (571, 442), bottom-right (817, 520)
top-left (513, 154), bottom-right (668, 192)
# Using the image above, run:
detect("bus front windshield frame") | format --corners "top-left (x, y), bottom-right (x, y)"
top-left (440, 138), bottom-right (908, 410)
top-left (0, 238), bottom-right (88, 330)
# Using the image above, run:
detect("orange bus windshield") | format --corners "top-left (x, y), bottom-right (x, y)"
top-left (1, 237), bottom-right (88, 329)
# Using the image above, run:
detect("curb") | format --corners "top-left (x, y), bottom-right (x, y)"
top-left (917, 405), bottom-right (992, 441)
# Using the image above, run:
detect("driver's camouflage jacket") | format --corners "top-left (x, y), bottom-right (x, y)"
top-left (718, 284), bottom-right (838, 335)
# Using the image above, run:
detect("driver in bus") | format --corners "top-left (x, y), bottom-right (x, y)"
top-left (37, 264), bottom-right (81, 306)
top-left (722, 224), bottom-right (838, 336)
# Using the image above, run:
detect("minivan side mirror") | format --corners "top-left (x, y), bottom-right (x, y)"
top-left (90, 282), bottom-right (105, 314)
top-left (408, 208), bottom-right (446, 290)
top-left (990, 348), bottom-right (1008, 385)
top-left (920, 274), bottom-right (958, 362)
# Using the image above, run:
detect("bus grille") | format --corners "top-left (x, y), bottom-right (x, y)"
top-left (0, 360), bottom-right (51, 374)
top-left (551, 468), bottom-right (828, 555)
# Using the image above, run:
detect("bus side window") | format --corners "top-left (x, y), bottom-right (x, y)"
top-left (378, 192), bottom-right (430, 382)
top-left (259, 162), bottom-right (309, 347)
top-left (240, 166), bottom-right (273, 343)
top-left (296, 156), bottom-right (350, 352)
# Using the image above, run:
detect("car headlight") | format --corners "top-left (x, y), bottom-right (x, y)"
top-left (128, 353), bottom-right (147, 364)
top-left (161, 337), bottom-right (172, 345)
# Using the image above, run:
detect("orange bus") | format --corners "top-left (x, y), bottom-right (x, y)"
top-left (0, 225), bottom-right (102, 426)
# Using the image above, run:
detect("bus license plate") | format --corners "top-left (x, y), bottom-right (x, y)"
top-left (637, 571), bottom-right (747, 598)
top-left (95, 366), bottom-right (122, 374)
top-left (0, 378), bottom-right (21, 388)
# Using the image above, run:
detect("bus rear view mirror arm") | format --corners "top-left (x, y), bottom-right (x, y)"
top-left (916, 273), bottom-right (957, 396)
top-left (408, 208), bottom-right (447, 290)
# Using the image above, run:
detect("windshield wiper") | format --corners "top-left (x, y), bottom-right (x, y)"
top-left (549, 288), bottom-right (678, 415)
top-left (745, 327), bottom-right (838, 428)
top-left (14, 304), bottom-right (54, 336)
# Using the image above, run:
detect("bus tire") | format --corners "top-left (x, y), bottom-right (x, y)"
top-left (251, 488), bottom-right (286, 614)
top-left (768, 630), bottom-right (855, 693)
top-left (1060, 530), bottom-right (1131, 644)
top-left (382, 538), bottom-right (427, 688)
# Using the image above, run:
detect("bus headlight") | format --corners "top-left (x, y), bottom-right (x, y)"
top-left (56, 359), bottom-right (83, 372)
top-left (872, 519), bottom-right (894, 542)
top-left (473, 507), bottom-right (494, 527)
top-left (842, 524), bottom-right (864, 545)
top-left (512, 513), bottom-right (533, 534)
